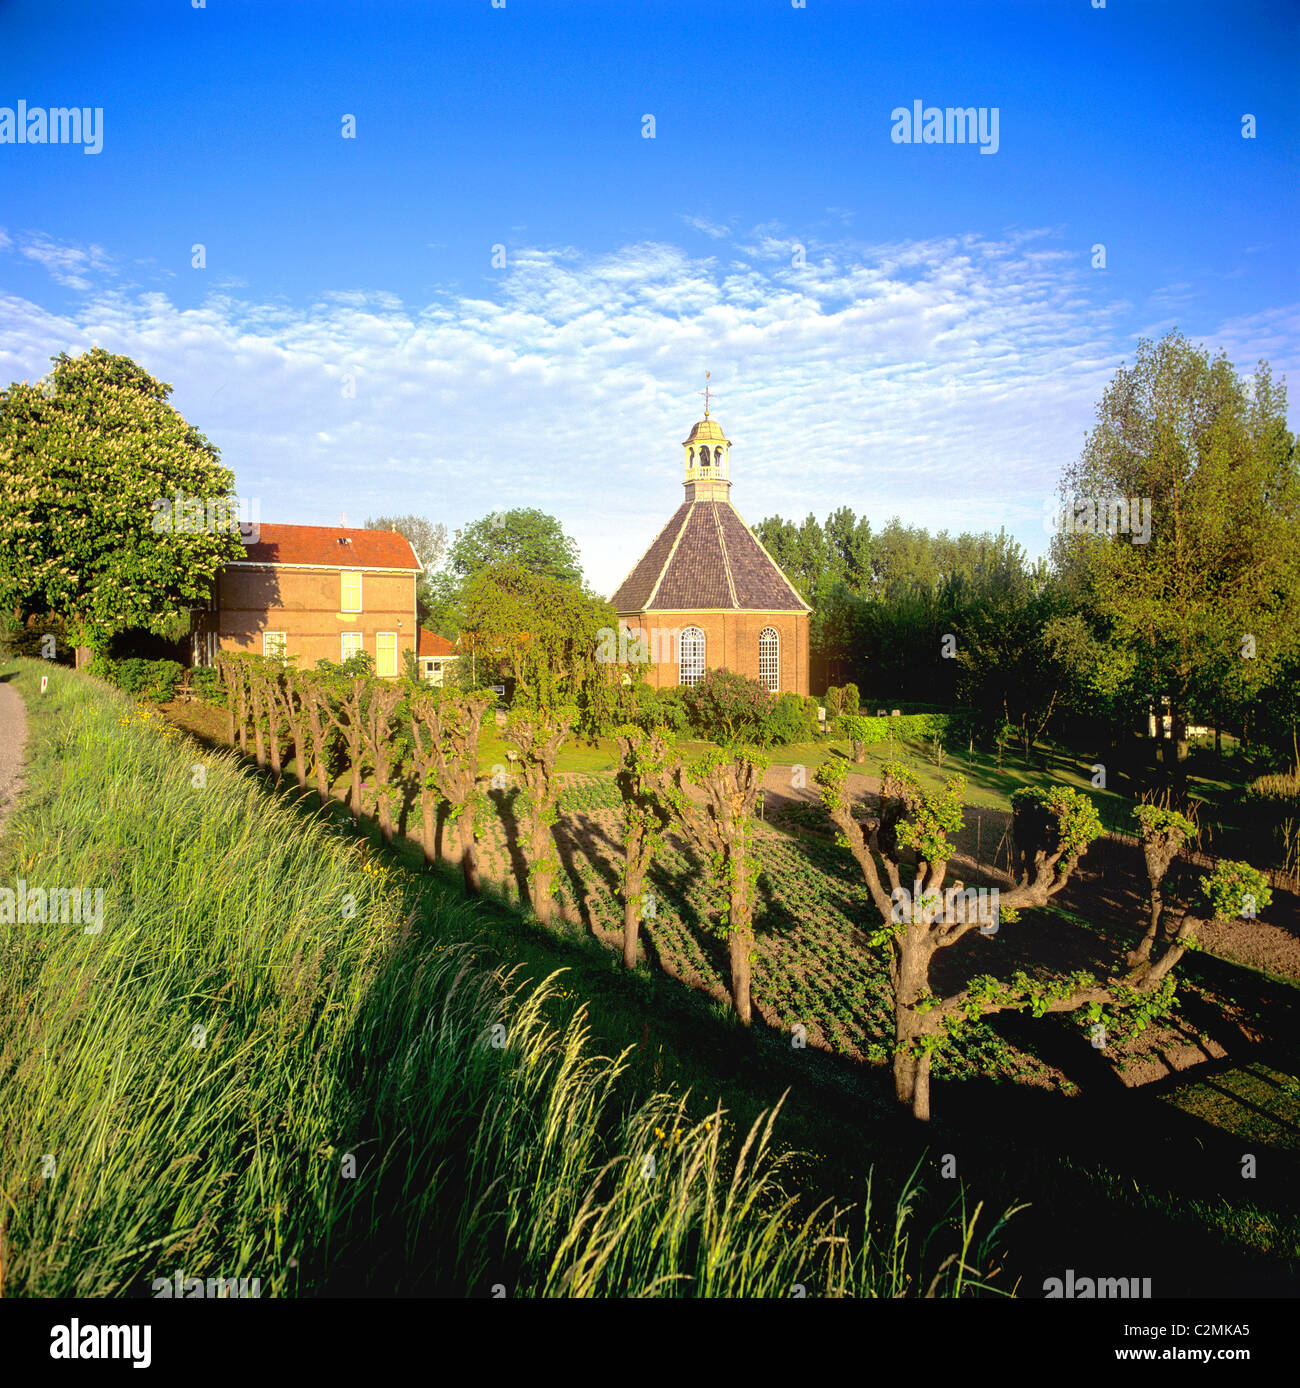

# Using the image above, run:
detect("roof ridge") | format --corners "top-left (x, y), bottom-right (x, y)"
top-left (726, 503), bottom-right (813, 613)
top-left (711, 502), bottom-right (739, 608)
top-left (610, 503), bottom-right (688, 610)
top-left (644, 503), bottom-right (695, 611)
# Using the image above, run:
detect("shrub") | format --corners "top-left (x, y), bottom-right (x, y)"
top-left (841, 682), bottom-right (860, 716)
top-left (767, 691), bottom-right (816, 745)
top-left (188, 666), bottom-right (224, 705)
top-left (0, 614), bottom-right (76, 664)
top-left (823, 685), bottom-right (845, 716)
top-left (94, 656), bottom-right (184, 703)
top-left (1201, 859), bottom-right (1273, 921)
top-left (683, 668), bottom-right (774, 745)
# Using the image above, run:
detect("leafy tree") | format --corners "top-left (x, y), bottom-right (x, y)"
top-left (1054, 331), bottom-right (1300, 764)
top-left (365, 514), bottom-right (448, 624)
top-left (0, 349), bottom-right (243, 654)
top-left (449, 507), bottom-right (583, 585)
top-left (459, 561), bottom-right (616, 729)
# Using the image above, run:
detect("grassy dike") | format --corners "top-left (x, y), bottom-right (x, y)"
top-left (0, 659), bottom-right (1011, 1297)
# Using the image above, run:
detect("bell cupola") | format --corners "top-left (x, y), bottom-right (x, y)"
top-left (682, 372), bottom-right (731, 502)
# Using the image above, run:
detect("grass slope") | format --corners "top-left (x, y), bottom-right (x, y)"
top-left (0, 659), bottom-right (1010, 1298)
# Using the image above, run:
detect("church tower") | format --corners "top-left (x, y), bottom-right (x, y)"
top-left (610, 380), bottom-right (811, 696)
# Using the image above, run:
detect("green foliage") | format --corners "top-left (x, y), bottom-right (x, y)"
top-left (0, 612), bottom-right (75, 663)
top-left (449, 507), bottom-right (583, 586)
top-left (767, 690), bottom-right (817, 745)
top-left (1200, 859), bottom-right (1273, 921)
top-left (2, 662), bottom-right (1015, 1298)
top-left (1011, 784), bottom-right (1104, 868)
top-left (840, 713), bottom-right (949, 748)
top-left (187, 666), bottom-right (223, 705)
top-left (683, 667), bottom-right (775, 746)
top-left (881, 760), bottom-right (965, 865)
top-left (460, 560), bottom-right (615, 729)
top-left (95, 656), bottom-right (184, 703)
top-left (1054, 330), bottom-right (1300, 741)
top-left (0, 348), bottom-right (244, 651)
top-left (1134, 803), bottom-right (1198, 843)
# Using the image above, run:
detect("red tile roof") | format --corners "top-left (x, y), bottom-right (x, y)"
top-left (232, 523), bottom-right (422, 571)
top-left (418, 628), bottom-right (458, 657)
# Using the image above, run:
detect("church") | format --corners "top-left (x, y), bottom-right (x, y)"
top-left (611, 396), bottom-right (811, 696)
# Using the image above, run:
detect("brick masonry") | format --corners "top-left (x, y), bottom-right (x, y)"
top-left (621, 609), bottom-right (809, 696)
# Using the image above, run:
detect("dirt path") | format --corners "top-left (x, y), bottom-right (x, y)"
top-left (0, 676), bottom-right (28, 837)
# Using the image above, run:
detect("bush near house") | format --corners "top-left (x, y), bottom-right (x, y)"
top-left (88, 655), bottom-right (185, 704)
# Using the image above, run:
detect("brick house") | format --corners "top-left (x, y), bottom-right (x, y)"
top-left (610, 410), bottom-right (811, 695)
top-left (192, 522), bottom-right (423, 677)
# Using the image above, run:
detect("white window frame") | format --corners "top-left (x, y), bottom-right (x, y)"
top-left (759, 627), bottom-right (779, 693)
top-left (341, 631), bottom-right (363, 662)
top-left (263, 631), bottom-right (286, 659)
top-left (340, 570), bottom-right (363, 613)
top-left (679, 627), bottom-right (705, 688)
top-left (376, 631), bottom-right (398, 678)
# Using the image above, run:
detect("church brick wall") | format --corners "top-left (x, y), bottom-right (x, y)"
top-left (622, 609), bottom-right (809, 697)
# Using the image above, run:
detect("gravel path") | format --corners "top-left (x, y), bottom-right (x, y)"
top-left (0, 676), bottom-right (28, 836)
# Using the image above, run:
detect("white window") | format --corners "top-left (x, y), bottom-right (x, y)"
top-left (759, 627), bottom-right (779, 693)
top-left (679, 626), bottom-right (705, 688)
top-left (376, 632), bottom-right (398, 678)
top-left (263, 631), bottom-right (286, 658)
top-left (340, 570), bottom-right (362, 613)
top-left (341, 632), bottom-right (363, 662)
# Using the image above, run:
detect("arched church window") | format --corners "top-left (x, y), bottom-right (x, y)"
top-left (680, 627), bottom-right (705, 688)
top-left (699, 446), bottom-right (711, 468)
top-left (759, 627), bottom-right (779, 693)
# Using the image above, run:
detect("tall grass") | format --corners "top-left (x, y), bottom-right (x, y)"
top-left (0, 660), bottom-right (1018, 1296)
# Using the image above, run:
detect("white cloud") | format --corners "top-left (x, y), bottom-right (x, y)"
top-left (13, 233), bottom-right (114, 291)
top-left (0, 226), bottom-right (1293, 597)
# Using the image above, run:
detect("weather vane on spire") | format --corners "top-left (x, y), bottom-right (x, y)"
top-left (698, 370), bottom-right (716, 417)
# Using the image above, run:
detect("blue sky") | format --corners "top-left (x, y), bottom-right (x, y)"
top-left (2, 0), bottom-right (1296, 595)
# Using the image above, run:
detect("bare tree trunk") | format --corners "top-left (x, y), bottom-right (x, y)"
top-left (623, 879), bottom-right (642, 969)
top-left (727, 914), bottom-right (753, 1026)
top-left (529, 822), bottom-right (554, 924)
top-left (265, 689), bottom-right (282, 784)
top-left (420, 789), bottom-right (438, 866)
top-left (893, 934), bottom-right (934, 1119)
top-left (458, 814), bottom-right (481, 895)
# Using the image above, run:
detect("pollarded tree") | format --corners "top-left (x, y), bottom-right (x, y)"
top-left (1128, 801), bottom-right (1199, 967)
top-left (408, 687), bottom-right (493, 892)
top-left (0, 349), bottom-right (244, 656)
top-left (295, 668), bottom-right (340, 805)
top-left (360, 678), bottom-right (407, 842)
top-left (816, 760), bottom-right (1197, 1120)
top-left (660, 746), bottom-right (769, 1025)
top-left (214, 651), bottom-right (251, 751)
top-left (272, 665), bottom-right (314, 792)
top-left (611, 724), bottom-right (676, 970)
top-left (503, 703), bottom-right (577, 925)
